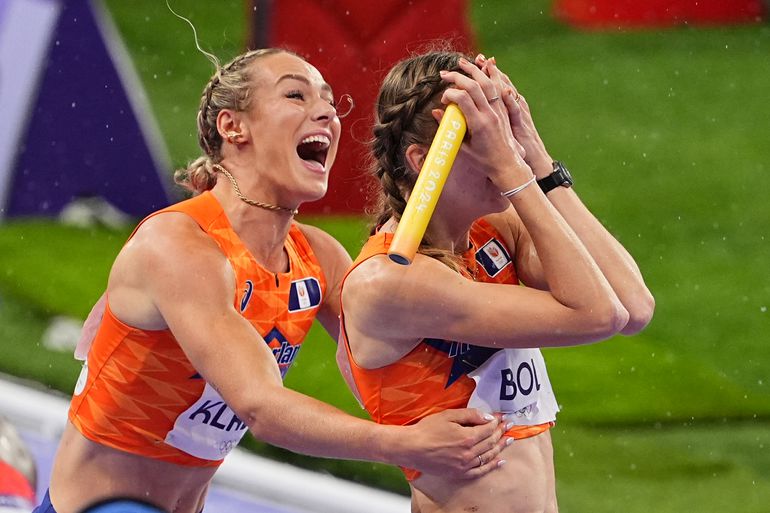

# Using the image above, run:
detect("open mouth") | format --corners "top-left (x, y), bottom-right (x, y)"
top-left (296, 134), bottom-right (331, 168)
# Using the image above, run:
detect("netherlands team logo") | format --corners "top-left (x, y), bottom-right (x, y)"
top-left (475, 238), bottom-right (511, 277)
top-left (288, 277), bottom-right (322, 312)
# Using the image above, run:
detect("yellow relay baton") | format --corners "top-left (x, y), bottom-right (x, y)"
top-left (387, 104), bottom-right (467, 265)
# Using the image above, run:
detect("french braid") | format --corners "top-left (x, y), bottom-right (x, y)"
top-left (370, 50), bottom-right (472, 271)
top-left (175, 48), bottom-right (301, 194)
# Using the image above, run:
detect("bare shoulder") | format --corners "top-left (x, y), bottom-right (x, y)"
top-left (109, 211), bottom-right (233, 329)
top-left (344, 252), bottom-right (462, 317)
top-left (124, 212), bottom-right (223, 265)
top-left (343, 251), bottom-right (471, 352)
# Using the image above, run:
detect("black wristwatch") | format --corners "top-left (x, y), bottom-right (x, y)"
top-left (537, 161), bottom-right (573, 194)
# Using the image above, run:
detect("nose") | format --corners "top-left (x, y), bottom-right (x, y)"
top-left (310, 96), bottom-right (337, 122)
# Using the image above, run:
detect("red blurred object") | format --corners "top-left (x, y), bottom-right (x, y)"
top-left (0, 460), bottom-right (35, 503)
top-left (250, 0), bottom-right (475, 214)
top-left (554, 0), bottom-right (766, 29)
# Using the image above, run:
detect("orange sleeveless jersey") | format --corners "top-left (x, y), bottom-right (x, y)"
top-left (340, 219), bottom-right (552, 480)
top-left (69, 191), bottom-right (326, 467)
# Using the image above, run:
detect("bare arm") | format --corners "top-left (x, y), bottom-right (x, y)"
top-left (345, 61), bottom-right (628, 366)
top-left (107, 214), bottom-right (504, 478)
top-left (483, 55), bottom-right (655, 334)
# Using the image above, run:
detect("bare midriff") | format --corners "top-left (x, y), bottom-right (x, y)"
top-left (49, 422), bottom-right (218, 513)
top-left (410, 430), bottom-right (558, 513)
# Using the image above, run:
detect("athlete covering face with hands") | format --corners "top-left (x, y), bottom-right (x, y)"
top-left (338, 50), bottom-right (654, 513)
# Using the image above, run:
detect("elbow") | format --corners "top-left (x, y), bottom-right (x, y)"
top-left (587, 299), bottom-right (629, 341)
top-left (620, 291), bottom-right (656, 335)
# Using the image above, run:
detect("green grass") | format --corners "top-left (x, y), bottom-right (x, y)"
top-left (1, 0), bottom-right (769, 508)
top-left (554, 421), bottom-right (770, 512)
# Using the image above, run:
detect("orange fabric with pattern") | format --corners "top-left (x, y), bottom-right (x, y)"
top-left (69, 191), bottom-right (326, 466)
top-left (340, 219), bottom-right (552, 480)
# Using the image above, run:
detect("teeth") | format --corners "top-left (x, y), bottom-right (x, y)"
top-left (300, 135), bottom-right (330, 147)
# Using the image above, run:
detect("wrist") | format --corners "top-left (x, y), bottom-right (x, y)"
top-left (537, 160), bottom-right (573, 194)
top-left (492, 160), bottom-right (535, 193)
top-left (371, 423), bottom-right (408, 467)
top-left (530, 157), bottom-right (554, 179)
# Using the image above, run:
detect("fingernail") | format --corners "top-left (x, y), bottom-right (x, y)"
top-left (497, 459), bottom-right (507, 467)
top-left (490, 56), bottom-right (497, 64)
top-left (483, 413), bottom-right (495, 421)
top-left (459, 57), bottom-right (469, 65)
top-left (439, 70), bottom-right (448, 75)
top-left (478, 53), bottom-right (486, 61)
top-left (506, 422), bottom-right (516, 430)
top-left (505, 437), bottom-right (514, 446)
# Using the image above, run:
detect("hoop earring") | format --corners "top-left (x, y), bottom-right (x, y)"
top-left (336, 94), bottom-right (355, 118)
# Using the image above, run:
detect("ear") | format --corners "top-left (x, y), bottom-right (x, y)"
top-left (216, 109), bottom-right (247, 144)
top-left (404, 143), bottom-right (428, 175)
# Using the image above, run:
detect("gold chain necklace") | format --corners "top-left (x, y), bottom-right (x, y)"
top-left (213, 164), bottom-right (298, 216)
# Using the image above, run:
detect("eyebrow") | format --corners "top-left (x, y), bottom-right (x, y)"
top-left (276, 73), bottom-right (332, 94)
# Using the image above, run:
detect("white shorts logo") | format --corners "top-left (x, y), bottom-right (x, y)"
top-left (467, 348), bottom-right (559, 425)
top-left (165, 383), bottom-right (248, 460)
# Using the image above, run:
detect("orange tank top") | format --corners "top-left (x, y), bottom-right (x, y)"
top-left (68, 191), bottom-right (327, 467)
top-left (340, 219), bottom-right (555, 480)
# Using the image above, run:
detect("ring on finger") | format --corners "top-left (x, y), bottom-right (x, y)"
top-left (477, 455), bottom-right (484, 467)
top-left (514, 92), bottom-right (522, 103)
top-left (488, 95), bottom-right (500, 103)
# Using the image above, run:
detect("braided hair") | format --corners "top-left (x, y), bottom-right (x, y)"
top-left (174, 48), bottom-right (301, 194)
top-left (370, 50), bottom-right (472, 271)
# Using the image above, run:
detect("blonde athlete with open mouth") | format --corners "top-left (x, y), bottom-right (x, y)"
top-left (338, 50), bottom-right (654, 513)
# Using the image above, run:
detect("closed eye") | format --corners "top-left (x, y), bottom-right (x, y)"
top-left (286, 90), bottom-right (305, 101)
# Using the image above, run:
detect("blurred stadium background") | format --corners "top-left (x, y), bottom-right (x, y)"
top-left (0, 0), bottom-right (769, 511)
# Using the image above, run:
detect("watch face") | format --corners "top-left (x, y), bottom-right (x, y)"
top-left (553, 161), bottom-right (573, 187)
